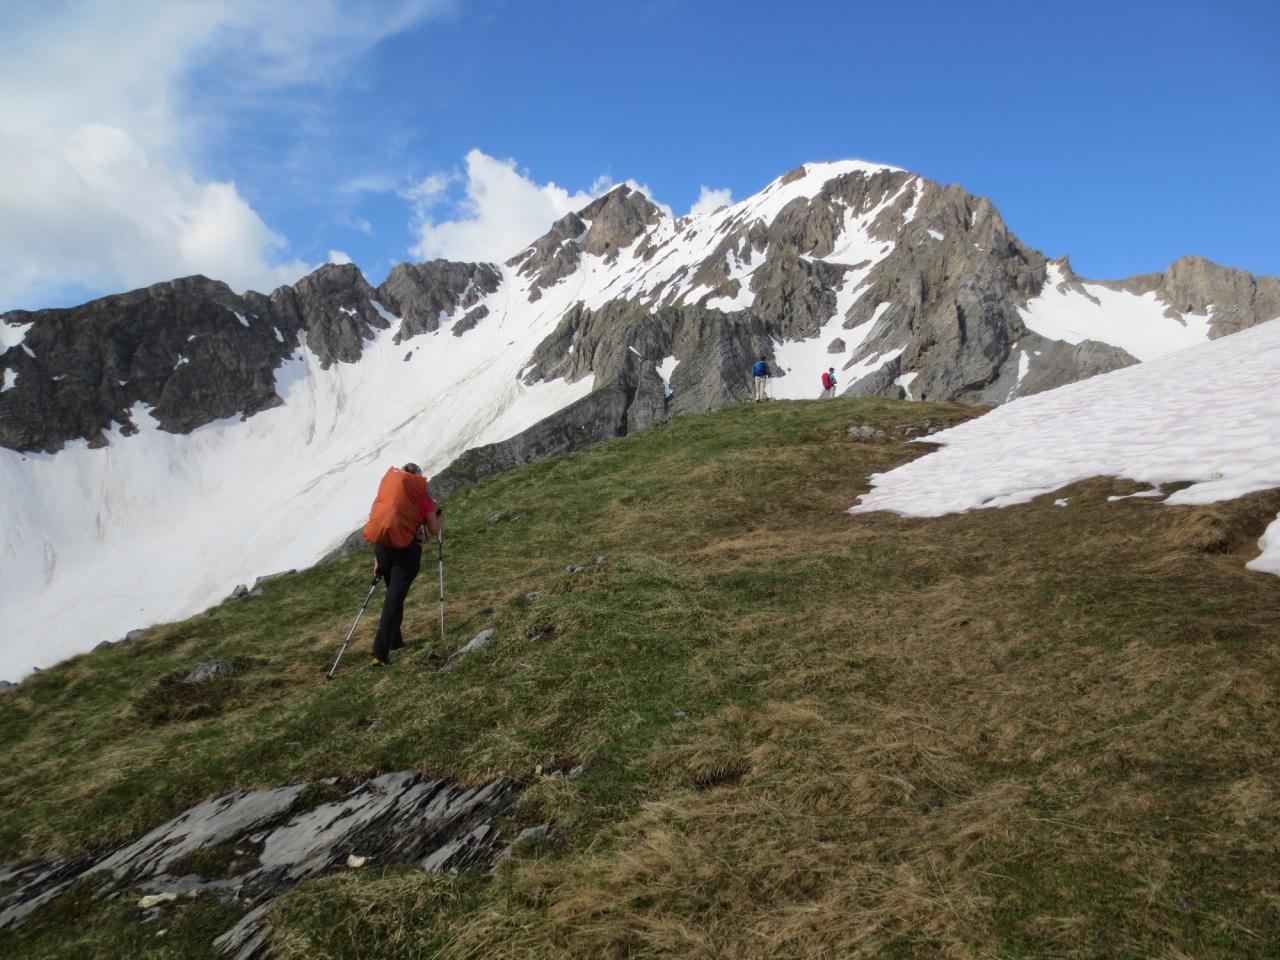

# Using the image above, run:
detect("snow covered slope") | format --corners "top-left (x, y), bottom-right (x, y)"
top-left (851, 319), bottom-right (1280, 576)
top-left (0, 265), bottom-right (593, 680)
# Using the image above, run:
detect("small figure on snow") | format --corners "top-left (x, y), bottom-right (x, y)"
top-left (821, 367), bottom-right (837, 398)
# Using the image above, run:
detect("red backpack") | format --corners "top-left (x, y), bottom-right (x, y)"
top-left (821, 371), bottom-right (832, 390)
top-left (363, 467), bottom-right (428, 548)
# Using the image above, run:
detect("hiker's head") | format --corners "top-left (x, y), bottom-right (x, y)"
top-left (403, 463), bottom-right (422, 476)
top-left (759, 355), bottom-right (766, 362)
top-left (829, 367), bottom-right (835, 373)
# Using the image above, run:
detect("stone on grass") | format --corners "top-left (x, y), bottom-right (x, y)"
top-left (594, 555), bottom-right (607, 566)
top-left (443, 629), bottom-right (495, 671)
top-left (848, 425), bottom-right (887, 441)
top-left (137, 893), bottom-right (178, 909)
top-left (230, 584), bottom-right (249, 599)
top-left (125, 629), bottom-right (146, 642)
top-left (183, 660), bottom-right (241, 685)
top-left (566, 564), bottom-right (586, 574)
top-left (252, 570), bottom-right (295, 590)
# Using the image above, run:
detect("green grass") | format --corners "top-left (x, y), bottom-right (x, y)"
top-left (2, 396), bottom-right (1278, 959)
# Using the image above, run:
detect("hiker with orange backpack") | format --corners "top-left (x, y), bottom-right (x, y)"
top-left (362, 463), bottom-right (442, 667)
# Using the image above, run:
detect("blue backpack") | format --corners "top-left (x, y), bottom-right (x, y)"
top-left (752, 360), bottom-right (768, 377)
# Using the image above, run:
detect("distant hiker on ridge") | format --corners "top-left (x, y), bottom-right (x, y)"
top-left (821, 367), bottom-right (837, 398)
top-left (752, 355), bottom-right (771, 402)
top-left (362, 462), bottom-right (442, 667)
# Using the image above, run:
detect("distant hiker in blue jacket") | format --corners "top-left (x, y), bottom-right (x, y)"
top-left (752, 356), bottom-right (771, 402)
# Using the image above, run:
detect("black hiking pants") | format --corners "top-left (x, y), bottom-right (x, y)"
top-left (372, 543), bottom-right (422, 662)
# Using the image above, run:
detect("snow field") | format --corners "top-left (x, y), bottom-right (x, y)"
top-left (0, 265), bottom-right (593, 680)
top-left (851, 319), bottom-right (1280, 576)
top-left (1020, 263), bottom-right (1214, 362)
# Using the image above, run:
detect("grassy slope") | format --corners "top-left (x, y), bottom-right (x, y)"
top-left (2, 397), bottom-right (1278, 959)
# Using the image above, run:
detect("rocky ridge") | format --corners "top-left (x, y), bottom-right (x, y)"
top-left (3, 162), bottom-right (1277, 459)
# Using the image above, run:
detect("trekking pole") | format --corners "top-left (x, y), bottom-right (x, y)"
top-left (437, 529), bottom-right (446, 643)
top-left (326, 574), bottom-right (379, 681)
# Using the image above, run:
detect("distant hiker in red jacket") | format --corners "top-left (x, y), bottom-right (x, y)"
top-left (362, 462), bottom-right (442, 667)
top-left (820, 367), bottom-right (837, 398)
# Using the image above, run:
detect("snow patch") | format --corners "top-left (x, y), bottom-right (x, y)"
top-left (229, 309), bottom-right (250, 328)
top-left (369, 299), bottom-right (400, 327)
top-left (894, 371), bottom-right (918, 400)
top-left (656, 355), bottom-right (679, 399)
top-left (1, 321), bottom-right (34, 349)
top-left (927, 228), bottom-right (945, 241)
top-left (1020, 263), bottom-right (1212, 361)
top-left (1107, 486), bottom-right (1165, 502)
top-left (1, 369), bottom-right (16, 393)
top-left (850, 319), bottom-right (1280, 578)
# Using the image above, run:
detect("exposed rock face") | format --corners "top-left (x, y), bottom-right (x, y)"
top-left (0, 257), bottom-right (508, 452)
top-left (431, 386), bottom-right (633, 500)
top-left (0, 276), bottom-right (296, 452)
top-left (506, 185), bottom-right (662, 300)
top-left (378, 260), bottom-right (501, 341)
top-left (0, 772), bottom-right (525, 959)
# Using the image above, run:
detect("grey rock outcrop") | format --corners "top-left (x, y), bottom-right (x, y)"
top-left (378, 261), bottom-right (501, 341)
top-left (430, 386), bottom-right (632, 500)
top-left (0, 772), bottom-right (524, 959)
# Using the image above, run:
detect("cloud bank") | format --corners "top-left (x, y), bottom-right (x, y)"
top-left (0, 1), bottom-right (449, 310)
top-left (689, 185), bottom-right (734, 217)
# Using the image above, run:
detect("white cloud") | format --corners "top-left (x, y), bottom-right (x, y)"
top-left (689, 185), bottom-right (734, 217)
top-left (328, 250), bottom-right (353, 265)
top-left (407, 149), bottom-right (671, 264)
top-left (0, 1), bottom-right (449, 309)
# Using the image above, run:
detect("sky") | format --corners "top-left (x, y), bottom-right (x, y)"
top-left (1, 0), bottom-right (1276, 313)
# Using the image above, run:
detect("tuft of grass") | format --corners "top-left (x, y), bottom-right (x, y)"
top-left (2, 397), bottom-right (1278, 959)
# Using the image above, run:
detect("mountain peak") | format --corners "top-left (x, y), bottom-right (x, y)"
top-left (576, 185), bottom-right (664, 259)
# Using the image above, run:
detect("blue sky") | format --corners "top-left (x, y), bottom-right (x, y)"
top-left (2, 0), bottom-right (1277, 312)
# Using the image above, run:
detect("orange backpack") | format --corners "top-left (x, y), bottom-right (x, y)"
top-left (363, 467), bottom-right (428, 548)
